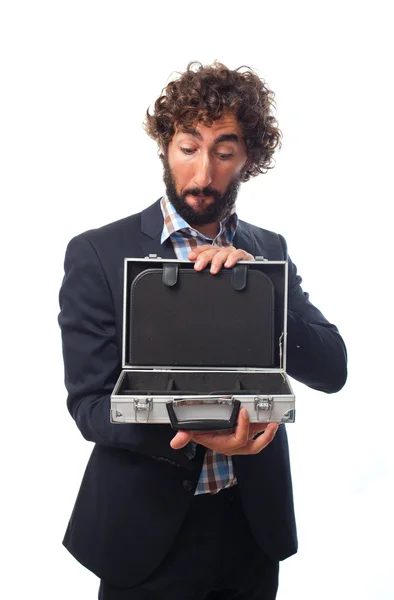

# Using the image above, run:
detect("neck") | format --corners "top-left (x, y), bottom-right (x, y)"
top-left (193, 221), bottom-right (220, 240)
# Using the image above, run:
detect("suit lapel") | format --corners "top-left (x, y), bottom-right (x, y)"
top-left (233, 220), bottom-right (257, 256)
top-left (140, 198), bottom-right (177, 259)
top-left (140, 236), bottom-right (177, 259)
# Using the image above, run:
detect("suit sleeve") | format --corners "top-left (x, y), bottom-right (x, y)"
top-left (58, 235), bottom-right (194, 468)
top-left (279, 235), bottom-right (347, 393)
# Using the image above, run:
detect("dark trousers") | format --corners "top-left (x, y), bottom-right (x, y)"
top-left (99, 486), bottom-right (279, 600)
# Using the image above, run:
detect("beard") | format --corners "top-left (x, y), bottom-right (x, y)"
top-left (162, 159), bottom-right (241, 226)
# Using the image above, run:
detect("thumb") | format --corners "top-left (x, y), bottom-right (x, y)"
top-left (170, 430), bottom-right (193, 450)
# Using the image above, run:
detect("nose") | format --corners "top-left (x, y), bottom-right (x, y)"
top-left (192, 153), bottom-right (213, 190)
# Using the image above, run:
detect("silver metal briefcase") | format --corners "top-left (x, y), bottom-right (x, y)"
top-left (110, 256), bottom-right (295, 429)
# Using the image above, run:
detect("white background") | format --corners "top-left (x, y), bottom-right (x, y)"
top-left (1, 1), bottom-right (393, 599)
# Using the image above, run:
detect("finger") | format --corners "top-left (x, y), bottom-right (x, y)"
top-left (202, 408), bottom-right (249, 450)
top-left (194, 249), bottom-right (224, 271)
top-left (188, 245), bottom-right (213, 260)
top-left (170, 431), bottom-right (193, 450)
top-left (248, 427), bottom-right (269, 441)
top-left (189, 409), bottom-right (250, 453)
top-left (210, 247), bottom-right (235, 273)
top-left (232, 407), bottom-right (250, 447)
top-left (223, 249), bottom-right (254, 268)
top-left (249, 431), bottom-right (263, 441)
top-left (248, 422), bottom-right (271, 437)
top-left (238, 423), bottom-right (279, 454)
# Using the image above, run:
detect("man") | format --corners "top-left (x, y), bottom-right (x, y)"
top-left (58, 61), bottom-right (347, 599)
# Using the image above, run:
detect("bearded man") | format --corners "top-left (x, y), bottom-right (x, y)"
top-left (58, 61), bottom-right (347, 600)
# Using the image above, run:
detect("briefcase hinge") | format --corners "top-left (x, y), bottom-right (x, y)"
top-left (279, 333), bottom-right (283, 370)
top-left (254, 255), bottom-right (268, 262)
top-left (254, 396), bottom-right (274, 421)
top-left (144, 254), bottom-right (162, 259)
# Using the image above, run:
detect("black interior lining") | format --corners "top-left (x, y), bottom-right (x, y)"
top-left (130, 268), bottom-right (275, 368)
top-left (124, 260), bottom-right (287, 369)
top-left (118, 370), bottom-right (290, 396)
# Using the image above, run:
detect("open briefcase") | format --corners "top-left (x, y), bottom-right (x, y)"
top-left (110, 255), bottom-right (295, 430)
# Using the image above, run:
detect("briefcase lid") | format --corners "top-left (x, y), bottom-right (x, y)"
top-left (122, 258), bottom-right (288, 371)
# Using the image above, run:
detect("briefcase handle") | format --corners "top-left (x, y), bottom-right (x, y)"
top-left (166, 396), bottom-right (241, 431)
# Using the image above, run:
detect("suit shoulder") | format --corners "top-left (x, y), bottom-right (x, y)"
top-left (61, 213), bottom-right (143, 272)
top-left (70, 212), bottom-right (142, 248)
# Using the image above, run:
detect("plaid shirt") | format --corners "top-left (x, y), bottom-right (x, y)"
top-left (161, 195), bottom-right (238, 495)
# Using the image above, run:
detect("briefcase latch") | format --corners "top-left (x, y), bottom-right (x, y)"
top-left (133, 398), bottom-right (153, 423)
top-left (254, 396), bottom-right (274, 421)
top-left (254, 255), bottom-right (268, 262)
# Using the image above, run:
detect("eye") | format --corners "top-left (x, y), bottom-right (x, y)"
top-left (217, 153), bottom-right (233, 160)
top-left (180, 147), bottom-right (196, 155)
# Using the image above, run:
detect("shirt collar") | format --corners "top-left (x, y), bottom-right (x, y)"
top-left (160, 195), bottom-right (238, 244)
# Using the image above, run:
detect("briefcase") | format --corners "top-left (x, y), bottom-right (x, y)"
top-left (110, 256), bottom-right (295, 430)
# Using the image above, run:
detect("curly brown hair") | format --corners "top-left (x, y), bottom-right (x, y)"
top-left (144, 61), bottom-right (282, 182)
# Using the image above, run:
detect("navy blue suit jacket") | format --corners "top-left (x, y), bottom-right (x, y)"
top-left (58, 199), bottom-right (347, 587)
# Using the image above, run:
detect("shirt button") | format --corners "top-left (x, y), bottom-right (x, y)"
top-left (182, 480), bottom-right (194, 492)
top-left (190, 230), bottom-right (197, 237)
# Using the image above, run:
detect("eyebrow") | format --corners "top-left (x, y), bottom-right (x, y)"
top-left (178, 128), bottom-right (240, 145)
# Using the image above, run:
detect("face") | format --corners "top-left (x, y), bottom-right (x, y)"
top-left (163, 114), bottom-right (249, 226)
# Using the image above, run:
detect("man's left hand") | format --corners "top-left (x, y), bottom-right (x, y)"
top-left (188, 245), bottom-right (254, 274)
top-left (170, 408), bottom-right (278, 455)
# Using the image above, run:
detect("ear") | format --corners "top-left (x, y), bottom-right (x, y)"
top-left (160, 138), bottom-right (171, 158)
top-left (158, 142), bottom-right (167, 161)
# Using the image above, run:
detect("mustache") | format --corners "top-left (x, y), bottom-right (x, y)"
top-left (182, 187), bottom-right (221, 200)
